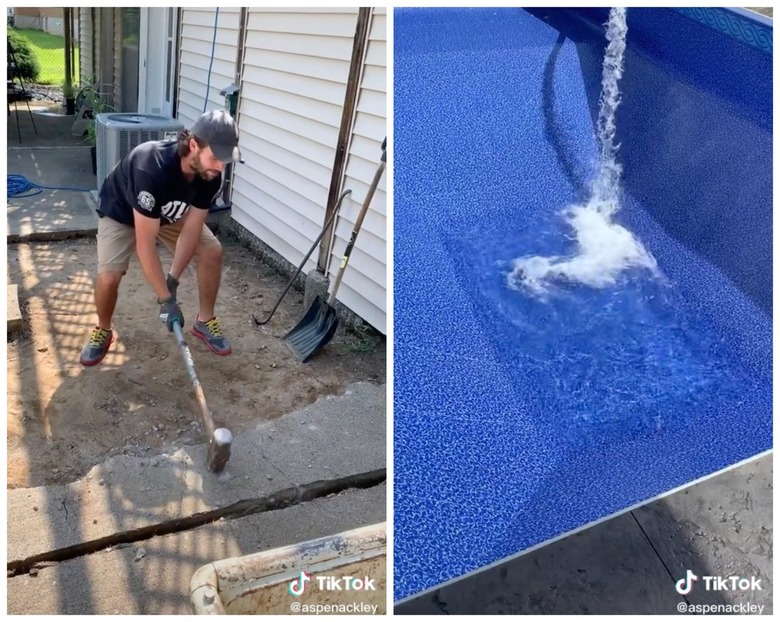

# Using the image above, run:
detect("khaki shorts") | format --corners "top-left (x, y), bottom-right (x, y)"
top-left (96, 214), bottom-right (221, 274)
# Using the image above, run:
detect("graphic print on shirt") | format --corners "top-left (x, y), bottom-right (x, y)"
top-left (161, 200), bottom-right (189, 223)
top-left (137, 190), bottom-right (155, 212)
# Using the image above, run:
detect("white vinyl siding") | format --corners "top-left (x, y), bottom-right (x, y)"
top-left (78, 8), bottom-right (94, 84)
top-left (325, 8), bottom-right (387, 333)
top-left (112, 11), bottom-right (121, 107)
top-left (177, 8), bottom-right (241, 127)
top-left (230, 8), bottom-right (356, 305)
top-left (175, 8), bottom-right (387, 333)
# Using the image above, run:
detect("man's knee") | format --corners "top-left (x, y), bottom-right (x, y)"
top-left (199, 242), bottom-right (223, 266)
top-left (96, 270), bottom-right (124, 289)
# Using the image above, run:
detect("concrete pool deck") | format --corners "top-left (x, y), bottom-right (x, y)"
top-left (397, 453), bottom-right (772, 615)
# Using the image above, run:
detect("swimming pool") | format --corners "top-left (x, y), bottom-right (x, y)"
top-left (393, 7), bottom-right (772, 603)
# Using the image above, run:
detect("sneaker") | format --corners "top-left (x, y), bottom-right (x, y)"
top-left (192, 316), bottom-right (232, 355)
top-left (80, 327), bottom-right (114, 366)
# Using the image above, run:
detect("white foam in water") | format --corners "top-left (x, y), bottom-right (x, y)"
top-left (508, 7), bottom-right (658, 296)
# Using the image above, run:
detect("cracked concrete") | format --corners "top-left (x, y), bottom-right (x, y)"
top-left (8, 382), bottom-right (385, 564)
top-left (8, 484), bottom-right (386, 615)
top-left (8, 381), bottom-right (386, 614)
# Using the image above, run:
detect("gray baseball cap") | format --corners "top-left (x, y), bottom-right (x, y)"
top-left (191, 109), bottom-right (243, 164)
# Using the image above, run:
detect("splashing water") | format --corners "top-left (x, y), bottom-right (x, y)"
top-left (508, 8), bottom-right (658, 296)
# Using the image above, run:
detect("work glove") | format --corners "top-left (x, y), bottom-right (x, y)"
top-left (166, 273), bottom-right (179, 300)
top-left (159, 297), bottom-right (184, 332)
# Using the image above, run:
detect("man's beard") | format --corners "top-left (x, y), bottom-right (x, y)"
top-left (190, 153), bottom-right (220, 181)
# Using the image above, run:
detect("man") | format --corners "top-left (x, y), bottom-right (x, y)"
top-left (80, 109), bottom-right (241, 366)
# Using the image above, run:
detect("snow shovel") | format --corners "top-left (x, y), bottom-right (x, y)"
top-left (252, 188), bottom-right (352, 326)
top-left (284, 138), bottom-right (386, 363)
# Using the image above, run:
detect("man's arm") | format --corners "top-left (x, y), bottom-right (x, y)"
top-left (169, 207), bottom-right (209, 280)
top-left (133, 208), bottom-right (171, 301)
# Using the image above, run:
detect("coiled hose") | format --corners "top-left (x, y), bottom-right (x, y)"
top-left (8, 174), bottom-right (92, 198)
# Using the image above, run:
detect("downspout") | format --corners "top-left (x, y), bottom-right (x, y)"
top-left (171, 8), bottom-right (182, 118)
top-left (316, 7), bottom-right (372, 274)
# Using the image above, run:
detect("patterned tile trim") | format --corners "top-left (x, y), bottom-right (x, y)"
top-left (674, 8), bottom-right (772, 54)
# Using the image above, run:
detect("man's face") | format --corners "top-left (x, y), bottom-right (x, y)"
top-left (189, 140), bottom-right (225, 181)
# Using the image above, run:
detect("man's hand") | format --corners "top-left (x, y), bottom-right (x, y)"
top-left (159, 297), bottom-right (184, 332)
top-left (166, 273), bottom-right (179, 300)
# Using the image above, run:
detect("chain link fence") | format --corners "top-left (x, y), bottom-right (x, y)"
top-left (7, 8), bottom-right (78, 104)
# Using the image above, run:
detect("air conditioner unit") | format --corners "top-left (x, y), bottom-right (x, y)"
top-left (95, 113), bottom-right (184, 192)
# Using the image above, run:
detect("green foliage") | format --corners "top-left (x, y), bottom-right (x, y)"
top-left (7, 28), bottom-right (79, 85)
top-left (340, 321), bottom-right (383, 354)
top-left (7, 28), bottom-right (40, 82)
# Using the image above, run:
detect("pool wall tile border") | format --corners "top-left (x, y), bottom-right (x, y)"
top-left (673, 7), bottom-right (773, 54)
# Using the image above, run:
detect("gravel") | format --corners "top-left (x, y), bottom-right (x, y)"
top-left (11, 84), bottom-right (65, 103)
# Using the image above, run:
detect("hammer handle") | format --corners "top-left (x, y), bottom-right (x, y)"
top-left (172, 321), bottom-right (216, 437)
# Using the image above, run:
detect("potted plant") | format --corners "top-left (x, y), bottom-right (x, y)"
top-left (80, 87), bottom-right (110, 175)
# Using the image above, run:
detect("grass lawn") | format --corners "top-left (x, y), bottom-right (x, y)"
top-left (11, 28), bottom-right (80, 85)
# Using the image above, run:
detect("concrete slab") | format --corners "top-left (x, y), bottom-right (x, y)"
top-left (8, 382), bottom-right (386, 564)
top-left (633, 454), bottom-right (773, 611)
top-left (397, 511), bottom-right (684, 615)
top-left (396, 455), bottom-right (772, 615)
top-left (8, 484), bottom-right (386, 615)
top-left (7, 108), bottom-right (89, 148)
top-left (8, 147), bottom-right (98, 242)
top-left (8, 284), bottom-right (23, 333)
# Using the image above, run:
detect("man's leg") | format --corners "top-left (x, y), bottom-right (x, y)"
top-left (94, 271), bottom-right (123, 330)
top-left (158, 222), bottom-right (231, 355)
top-left (81, 217), bottom-right (135, 366)
top-left (194, 234), bottom-right (223, 322)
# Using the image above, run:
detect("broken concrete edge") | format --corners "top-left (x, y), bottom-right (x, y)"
top-left (190, 522), bottom-right (386, 614)
top-left (8, 283), bottom-right (23, 333)
top-left (7, 229), bottom-right (98, 243)
top-left (7, 468), bottom-right (387, 577)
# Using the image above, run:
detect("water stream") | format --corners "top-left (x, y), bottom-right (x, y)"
top-left (507, 8), bottom-right (659, 297)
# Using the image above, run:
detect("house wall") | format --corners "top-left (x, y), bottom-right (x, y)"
top-left (176, 7), bottom-right (387, 333)
top-left (15, 7), bottom-right (66, 36)
top-left (177, 8), bottom-right (242, 127)
top-left (79, 8), bottom-right (95, 84)
top-left (16, 7), bottom-right (62, 18)
top-left (324, 7), bottom-right (387, 333)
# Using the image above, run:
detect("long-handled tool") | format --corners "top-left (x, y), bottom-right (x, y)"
top-left (252, 188), bottom-right (352, 326)
top-left (284, 138), bottom-right (386, 363)
top-left (172, 319), bottom-right (233, 472)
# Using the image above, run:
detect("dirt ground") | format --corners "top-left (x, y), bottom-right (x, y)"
top-left (7, 235), bottom-right (386, 489)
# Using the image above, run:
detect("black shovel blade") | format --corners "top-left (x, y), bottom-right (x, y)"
top-left (284, 295), bottom-right (340, 362)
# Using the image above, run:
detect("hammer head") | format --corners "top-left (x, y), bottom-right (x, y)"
top-left (207, 428), bottom-right (233, 473)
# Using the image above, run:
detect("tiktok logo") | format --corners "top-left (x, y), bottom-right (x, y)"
top-left (676, 569), bottom-right (698, 595)
top-left (288, 570), bottom-right (312, 597)
top-left (675, 569), bottom-right (762, 595)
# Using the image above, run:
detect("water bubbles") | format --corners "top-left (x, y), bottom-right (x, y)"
top-left (508, 7), bottom-right (659, 297)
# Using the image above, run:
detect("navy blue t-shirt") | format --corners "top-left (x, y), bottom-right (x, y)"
top-left (97, 140), bottom-right (222, 226)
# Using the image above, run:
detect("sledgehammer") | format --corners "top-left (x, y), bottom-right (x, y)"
top-left (172, 319), bottom-right (233, 472)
